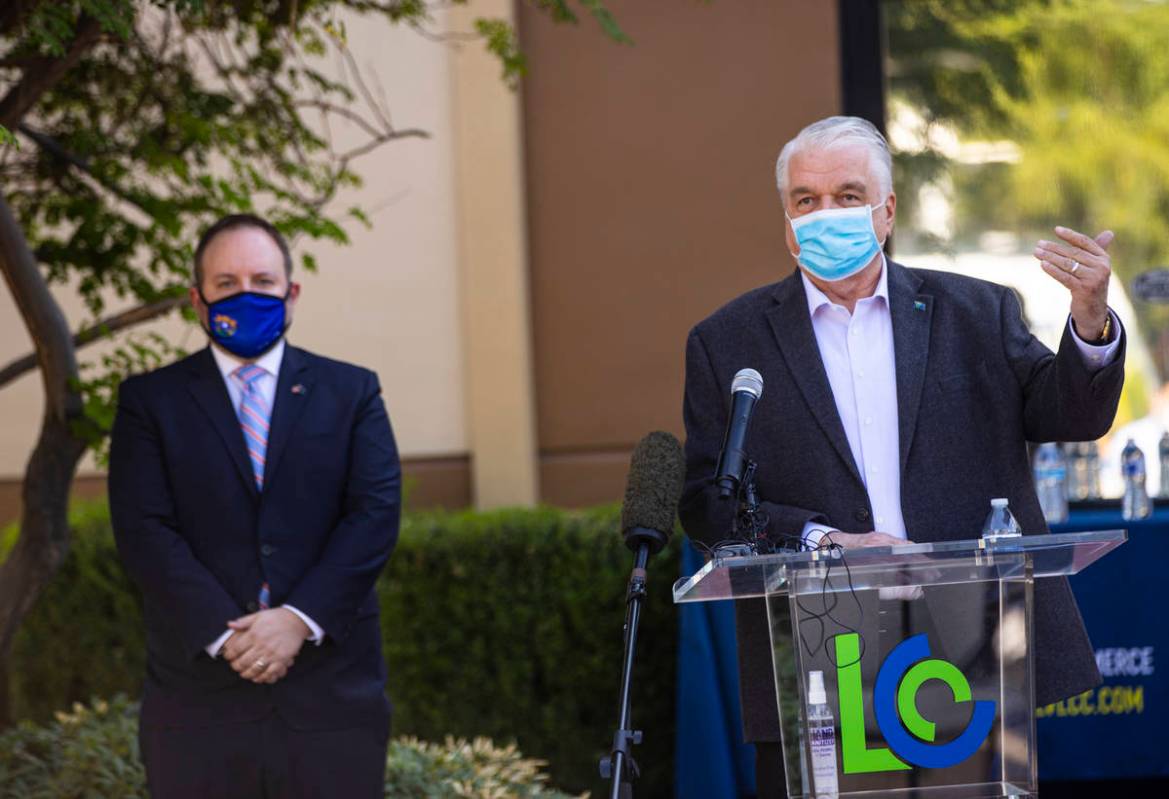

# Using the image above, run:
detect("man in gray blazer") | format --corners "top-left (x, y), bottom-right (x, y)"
top-left (679, 116), bottom-right (1125, 798)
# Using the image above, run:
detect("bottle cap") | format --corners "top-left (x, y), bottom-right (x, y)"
top-left (808, 670), bottom-right (827, 705)
top-left (991, 497), bottom-right (1008, 508)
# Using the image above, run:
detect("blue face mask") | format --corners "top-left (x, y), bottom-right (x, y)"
top-left (200, 290), bottom-right (289, 359)
top-left (787, 203), bottom-right (885, 282)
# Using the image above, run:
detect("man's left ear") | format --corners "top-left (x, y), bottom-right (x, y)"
top-left (287, 282), bottom-right (301, 303)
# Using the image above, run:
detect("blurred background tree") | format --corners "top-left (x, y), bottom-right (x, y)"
top-left (886, 0), bottom-right (1169, 390)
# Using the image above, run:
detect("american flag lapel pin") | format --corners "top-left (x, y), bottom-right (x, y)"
top-left (291, 384), bottom-right (306, 395)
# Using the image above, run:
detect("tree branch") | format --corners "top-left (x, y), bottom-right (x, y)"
top-left (0, 194), bottom-right (79, 415)
top-left (0, 295), bottom-right (186, 390)
top-left (15, 123), bottom-right (155, 220)
top-left (0, 16), bottom-right (103, 129)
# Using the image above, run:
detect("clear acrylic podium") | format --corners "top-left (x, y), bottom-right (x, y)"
top-left (673, 530), bottom-right (1126, 799)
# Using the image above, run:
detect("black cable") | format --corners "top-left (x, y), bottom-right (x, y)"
top-left (792, 530), bottom-right (866, 669)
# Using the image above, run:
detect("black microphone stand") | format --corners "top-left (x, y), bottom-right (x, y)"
top-left (734, 460), bottom-right (771, 553)
top-left (600, 527), bottom-right (667, 799)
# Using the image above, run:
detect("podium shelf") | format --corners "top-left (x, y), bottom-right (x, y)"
top-left (673, 530), bottom-right (1126, 603)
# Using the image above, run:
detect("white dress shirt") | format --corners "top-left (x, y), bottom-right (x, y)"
top-left (800, 258), bottom-right (1122, 548)
top-left (204, 339), bottom-right (324, 657)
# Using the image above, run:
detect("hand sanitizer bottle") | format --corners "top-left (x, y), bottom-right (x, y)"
top-left (807, 670), bottom-right (839, 798)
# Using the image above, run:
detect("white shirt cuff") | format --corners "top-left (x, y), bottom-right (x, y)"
top-left (283, 605), bottom-right (324, 645)
top-left (801, 521), bottom-right (835, 550)
top-left (206, 628), bottom-right (234, 658)
top-left (1068, 310), bottom-right (1122, 370)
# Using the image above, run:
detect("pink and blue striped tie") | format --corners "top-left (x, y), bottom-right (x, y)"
top-left (232, 364), bottom-right (270, 490)
top-left (233, 364), bottom-right (272, 609)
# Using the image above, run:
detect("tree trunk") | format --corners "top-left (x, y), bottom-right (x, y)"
top-left (0, 194), bottom-right (86, 726)
top-left (0, 14), bottom-right (107, 726)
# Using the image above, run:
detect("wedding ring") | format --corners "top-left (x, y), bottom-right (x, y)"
top-left (255, 659), bottom-right (267, 670)
top-left (1070, 260), bottom-right (1081, 274)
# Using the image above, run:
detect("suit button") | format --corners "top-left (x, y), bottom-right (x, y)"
top-left (246, 601), bottom-right (260, 613)
top-left (855, 508), bottom-right (871, 523)
top-left (261, 544), bottom-right (275, 556)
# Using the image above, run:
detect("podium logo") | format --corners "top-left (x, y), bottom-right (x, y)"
top-left (834, 633), bottom-right (996, 773)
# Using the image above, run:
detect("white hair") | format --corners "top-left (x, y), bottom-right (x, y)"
top-left (775, 116), bottom-right (893, 200)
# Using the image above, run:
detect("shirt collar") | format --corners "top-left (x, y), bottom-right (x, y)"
top-left (210, 338), bottom-right (286, 383)
top-left (800, 253), bottom-right (889, 317)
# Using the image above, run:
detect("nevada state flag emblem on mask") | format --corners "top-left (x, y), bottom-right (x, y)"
top-left (212, 313), bottom-right (238, 338)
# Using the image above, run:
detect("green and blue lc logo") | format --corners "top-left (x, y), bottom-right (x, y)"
top-left (833, 633), bottom-right (996, 773)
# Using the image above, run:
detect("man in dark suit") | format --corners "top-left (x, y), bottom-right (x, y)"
top-left (109, 213), bottom-right (401, 798)
top-left (679, 117), bottom-right (1124, 798)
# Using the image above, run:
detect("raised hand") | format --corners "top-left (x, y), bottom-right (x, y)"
top-left (1034, 227), bottom-right (1116, 342)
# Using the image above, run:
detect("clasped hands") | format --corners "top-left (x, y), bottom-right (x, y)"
top-left (220, 607), bottom-right (311, 685)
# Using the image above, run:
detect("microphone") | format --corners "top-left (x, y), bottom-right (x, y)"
top-left (621, 431), bottom-right (686, 556)
top-left (714, 368), bottom-right (764, 499)
top-left (602, 430), bottom-right (685, 797)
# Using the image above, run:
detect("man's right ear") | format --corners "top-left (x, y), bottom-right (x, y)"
top-left (189, 286), bottom-right (208, 322)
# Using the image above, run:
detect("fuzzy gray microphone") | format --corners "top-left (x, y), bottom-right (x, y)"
top-left (620, 431), bottom-right (686, 556)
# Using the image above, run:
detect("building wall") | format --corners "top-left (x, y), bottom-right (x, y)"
top-left (518, 0), bottom-right (842, 505)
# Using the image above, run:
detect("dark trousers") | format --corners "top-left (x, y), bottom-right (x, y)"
top-left (140, 712), bottom-right (389, 799)
top-left (754, 742), bottom-right (785, 799)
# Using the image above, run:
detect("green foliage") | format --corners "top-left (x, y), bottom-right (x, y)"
top-left (475, 18), bottom-right (527, 86)
top-left (886, 0), bottom-right (1169, 379)
top-left (385, 736), bottom-right (583, 798)
top-left (0, 696), bottom-right (584, 799)
top-left (0, 697), bottom-right (145, 799)
top-left (5, 502), bottom-right (680, 797)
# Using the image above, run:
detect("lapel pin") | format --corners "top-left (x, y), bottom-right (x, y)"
top-left (291, 384), bottom-right (306, 395)
top-left (914, 301), bottom-right (927, 312)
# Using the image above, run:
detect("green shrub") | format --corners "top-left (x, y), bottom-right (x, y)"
top-left (4, 503), bottom-right (680, 797)
top-left (0, 696), bottom-right (585, 799)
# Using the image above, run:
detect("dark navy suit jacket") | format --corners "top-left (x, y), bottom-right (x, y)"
top-left (680, 261), bottom-right (1125, 742)
top-left (109, 344), bottom-right (400, 732)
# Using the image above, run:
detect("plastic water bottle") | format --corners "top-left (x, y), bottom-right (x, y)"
top-left (1033, 443), bottom-right (1068, 523)
top-left (1122, 439), bottom-right (1151, 520)
top-left (806, 670), bottom-right (839, 798)
top-left (982, 498), bottom-right (1022, 538)
top-left (1159, 432), bottom-right (1169, 498)
top-left (1086, 441), bottom-right (1102, 499)
top-left (1066, 442), bottom-right (1087, 501)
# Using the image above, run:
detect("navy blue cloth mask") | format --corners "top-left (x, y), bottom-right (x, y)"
top-left (200, 290), bottom-right (289, 359)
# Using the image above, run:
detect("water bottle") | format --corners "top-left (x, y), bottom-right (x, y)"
top-left (1065, 442), bottom-right (1087, 501)
top-left (981, 497), bottom-right (1022, 538)
top-left (1086, 441), bottom-right (1102, 499)
top-left (806, 670), bottom-right (839, 798)
top-left (1122, 438), bottom-right (1151, 520)
top-left (1159, 432), bottom-right (1169, 499)
top-left (1033, 443), bottom-right (1069, 523)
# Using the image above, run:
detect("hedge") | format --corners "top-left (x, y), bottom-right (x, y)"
top-left (2, 502), bottom-right (682, 797)
top-left (0, 695), bottom-right (583, 798)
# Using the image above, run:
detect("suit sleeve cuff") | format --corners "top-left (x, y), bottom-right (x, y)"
top-left (206, 629), bottom-right (233, 658)
top-left (1068, 310), bottom-right (1122, 369)
top-left (283, 604), bottom-right (324, 645)
top-left (801, 521), bottom-right (836, 550)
